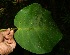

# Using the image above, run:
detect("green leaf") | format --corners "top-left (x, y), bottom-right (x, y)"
top-left (14, 3), bottom-right (63, 54)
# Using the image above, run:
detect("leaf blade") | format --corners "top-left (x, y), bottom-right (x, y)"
top-left (14, 3), bottom-right (63, 54)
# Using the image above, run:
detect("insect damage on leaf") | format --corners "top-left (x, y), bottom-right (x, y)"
top-left (14, 3), bottom-right (63, 54)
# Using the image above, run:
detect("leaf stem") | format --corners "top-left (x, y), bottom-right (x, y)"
top-left (0, 28), bottom-right (18, 32)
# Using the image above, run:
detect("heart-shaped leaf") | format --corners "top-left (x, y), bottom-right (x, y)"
top-left (14, 3), bottom-right (63, 54)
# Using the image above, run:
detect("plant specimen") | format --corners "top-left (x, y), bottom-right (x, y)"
top-left (0, 3), bottom-right (63, 54)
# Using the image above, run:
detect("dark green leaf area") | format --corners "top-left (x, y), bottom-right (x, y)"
top-left (14, 3), bottom-right (62, 54)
